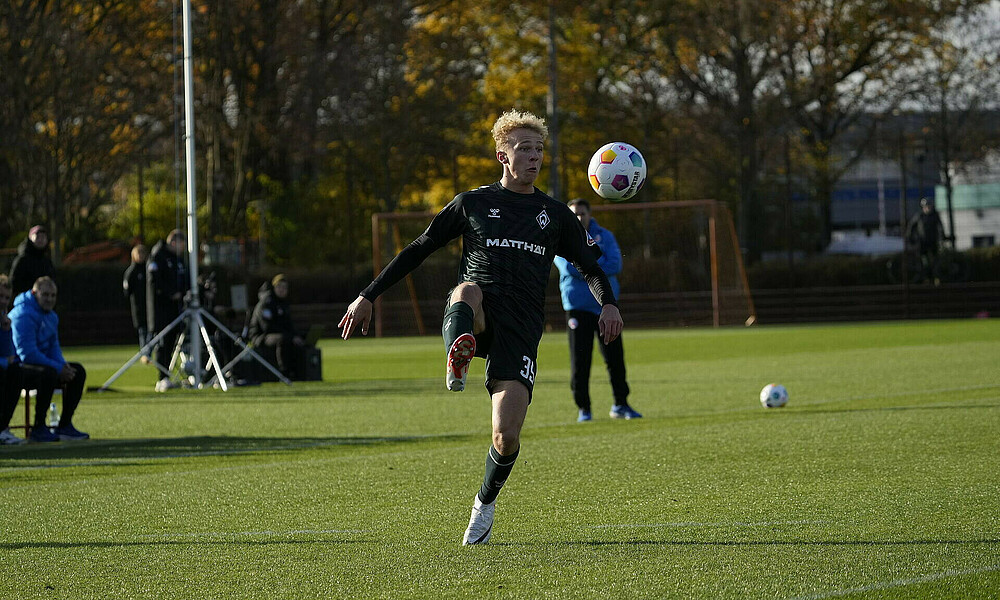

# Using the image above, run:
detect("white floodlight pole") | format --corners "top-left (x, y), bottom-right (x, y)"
top-left (96, 0), bottom-right (293, 391)
top-left (181, 0), bottom-right (202, 384)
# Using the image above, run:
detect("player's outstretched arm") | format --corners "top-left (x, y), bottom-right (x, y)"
top-left (598, 304), bottom-right (623, 344)
top-left (339, 295), bottom-right (373, 340)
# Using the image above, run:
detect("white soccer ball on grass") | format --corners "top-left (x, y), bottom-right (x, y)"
top-left (759, 383), bottom-right (789, 408)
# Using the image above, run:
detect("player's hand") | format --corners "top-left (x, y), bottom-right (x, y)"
top-left (59, 363), bottom-right (77, 383)
top-left (598, 304), bottom-right (623, 344)
top-left (339, 296), bottom-right (372, 340)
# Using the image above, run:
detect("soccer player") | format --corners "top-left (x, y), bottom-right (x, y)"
top-left (338, 109), bottom-right (623, 545)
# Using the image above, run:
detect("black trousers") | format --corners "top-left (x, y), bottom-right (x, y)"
top-left (0, 366), bottom-right (21, 430)
top-left (257, 333), bottom-right (298, 377)
top-left (566, 310), bottom-right (629, 411)
top-left (9, 362), bottom-right (86, 428)
top-left (152, 306), bottom-right (183, 381)
top-left (136, 326), bottom-right (151, 355)
top-left (152, 320), bottom-right (181, 381)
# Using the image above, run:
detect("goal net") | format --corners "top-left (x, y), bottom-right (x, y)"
top-left (370, 199), bottom-right (755, 337)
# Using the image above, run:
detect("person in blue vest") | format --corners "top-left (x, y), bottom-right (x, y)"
top-left (9, 276), bottom-right (88, 442)
top-left (554, 198), bottom-right (640, 422)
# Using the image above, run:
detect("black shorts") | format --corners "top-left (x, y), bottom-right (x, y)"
top-left (445, 290), bottom-right (542, 399)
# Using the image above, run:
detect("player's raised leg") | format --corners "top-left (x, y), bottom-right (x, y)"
top-left (463, 380), bottom-right (528, 545)
top-left (443, 283), bottom-right (483, 392)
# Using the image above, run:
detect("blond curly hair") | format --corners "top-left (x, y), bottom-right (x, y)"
top-left (491, 109), bottom-right (548, 151)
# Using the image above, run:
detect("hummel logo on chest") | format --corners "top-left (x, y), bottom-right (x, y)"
top-left (488, 208), bottom-right (501, 218)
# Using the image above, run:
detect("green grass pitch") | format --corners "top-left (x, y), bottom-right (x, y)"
top-left (1, 319), bottom-right (998, 599)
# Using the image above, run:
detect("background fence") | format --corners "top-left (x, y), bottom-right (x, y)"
top-left (57, 281), bottom-right (1000, 346)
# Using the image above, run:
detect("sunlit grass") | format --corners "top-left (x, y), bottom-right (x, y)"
top-left (1, 319), bottom-right (998, 598)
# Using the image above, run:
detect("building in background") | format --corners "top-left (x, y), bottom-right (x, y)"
top-left (936, 150), bottom-right (1000, 250)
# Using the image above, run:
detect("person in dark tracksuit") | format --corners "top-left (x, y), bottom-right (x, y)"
top-left (123, 244), bottom-right (150, 360)
top-left (906, 197), bottom-right (947, 284)
top-left (146, 230), bottom-right (188, 391)
top-left (248, 274), bottom-right (304, 378)
top-left (9, 225), bottom-right (55, 297)
top-left (554, 198), bottom-right (640, 422)
top-left (0, 275), bottom-right (26, 445)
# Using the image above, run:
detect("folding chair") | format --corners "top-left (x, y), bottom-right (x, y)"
top-left (8, 389), bottom-right (61, 437)
top-left (7, 389), bottom-right (33, 437)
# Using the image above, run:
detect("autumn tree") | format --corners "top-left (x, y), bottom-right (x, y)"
top-left (773, 0), bottom-right (987, 245)
top-left (908, 1), bottom-right (1000, 240)
top-left (0, 0), bottom-right (171, 257)
top-left (653, 0), bottom-right (788, 259)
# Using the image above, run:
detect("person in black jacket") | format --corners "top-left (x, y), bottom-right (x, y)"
top-left (146, 230), bottom-right (188, 391)
top-left (906, 198), bottom-right (947, 283)
top-left (248, 274), bottom-right (303, 378)
top-left (122, 244), bottom-right (150, 361)
top-left (9, 225), bottom-right (55, 297)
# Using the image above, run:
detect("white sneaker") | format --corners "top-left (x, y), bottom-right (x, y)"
top-left (154, 379), bottom-right (178, 393)
top-left (462, 496), bottom-right (495, 545)
top-left (0, 428), bottom-right (26, 445)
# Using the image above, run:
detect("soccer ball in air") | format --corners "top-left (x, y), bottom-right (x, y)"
top-left (587, 142), bottom-right (647, 201)
top-left (759, 384), bottom-right (789, 408)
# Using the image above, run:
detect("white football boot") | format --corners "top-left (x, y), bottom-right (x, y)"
top-left (462, 496), bottom-right (495, 545)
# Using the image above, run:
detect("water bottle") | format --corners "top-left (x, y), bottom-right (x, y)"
top-left (47, 402), bottom-right (60, 428)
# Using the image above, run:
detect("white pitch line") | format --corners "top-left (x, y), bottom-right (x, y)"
top-left (788, 564), bottom-right (1000, 600)
top-left (590, 519), bottom-right (834, 529)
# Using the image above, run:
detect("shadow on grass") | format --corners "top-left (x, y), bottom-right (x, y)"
top-left (0, 432), bottom-right (469, 464)
top-left (7, 537), bottom-right (997, 552)
top-left (91, 378), bottom-right (441, 402)
top-left (0, 538), bottom-right (371, 551)
top-left (494, 538), bottom-right (1000, 548)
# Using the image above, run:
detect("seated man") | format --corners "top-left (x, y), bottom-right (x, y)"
top-left (247, 274), bottom-right (304, 379)
top-left (9, 277), bottom-right (88, 442)
top-left (0, 275), bottom-right (26, 445)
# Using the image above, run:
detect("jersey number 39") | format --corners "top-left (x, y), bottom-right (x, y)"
top-left (520, 356), bottom-right (536, 384)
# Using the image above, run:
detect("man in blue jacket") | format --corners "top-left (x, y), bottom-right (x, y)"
top-left (554, 199), bottom-right (640, 422)
top-left (9, 276), bottom-right (88, 442)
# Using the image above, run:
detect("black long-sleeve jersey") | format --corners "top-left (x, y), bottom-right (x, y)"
top-left (361, 183), bottom-right (616, 316)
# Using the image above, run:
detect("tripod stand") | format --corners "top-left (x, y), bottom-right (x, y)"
top-left (97, 0), bottom-right (292, 393)
top-left (96, 301), bottom-right (291, 392)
